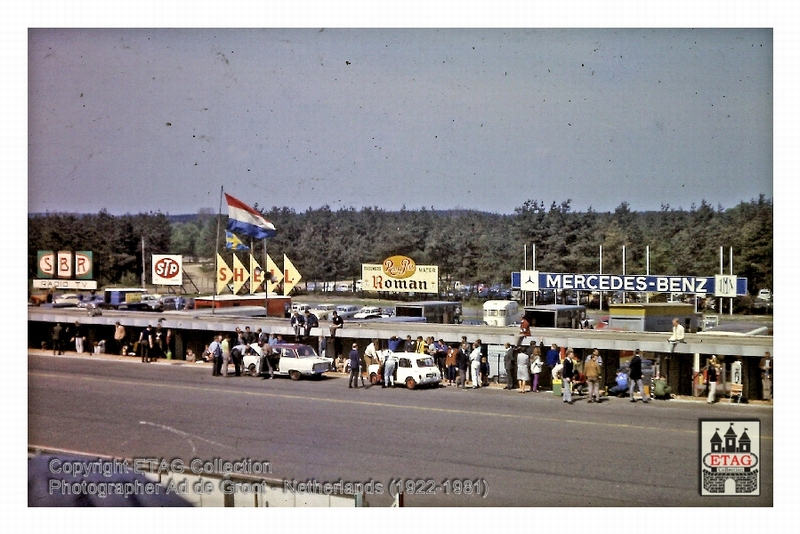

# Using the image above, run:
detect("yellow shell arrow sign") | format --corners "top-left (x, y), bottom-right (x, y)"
top-left (283, 255), bottom-right (302, 296)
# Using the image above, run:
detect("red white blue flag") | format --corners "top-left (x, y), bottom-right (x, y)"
top-left (224, 193), bottom-right (276, 239)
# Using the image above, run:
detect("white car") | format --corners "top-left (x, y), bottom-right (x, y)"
top-left (353, 306), bottom-right (384, 320)
top-left (53, 293), bottom-right (81, 307)
top-left (367, 351), bottom-right (442, 389)
top-left (242, 343), bottom-right (331, 380)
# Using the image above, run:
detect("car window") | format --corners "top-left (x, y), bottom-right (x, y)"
top-left (399, 358), bottom-right (411, 368)
top-left (295, 346), bottom-right (317, 357)
top-left (417, 357), bottom-right (436, 368)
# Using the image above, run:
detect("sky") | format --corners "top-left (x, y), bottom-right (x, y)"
top-left (26, 25), bottom-right (775, 215)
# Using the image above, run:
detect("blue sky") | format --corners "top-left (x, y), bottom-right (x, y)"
top-left (26, 26), bottom-right (774, 215)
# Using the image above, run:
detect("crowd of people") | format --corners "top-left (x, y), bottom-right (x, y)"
top-left (44, 311), bottom-right (773, 403)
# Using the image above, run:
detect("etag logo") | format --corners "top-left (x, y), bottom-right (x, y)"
top-left (154, 257), bottom-right (181, 279)
top-left (700, 420), bottom-right (760, 496)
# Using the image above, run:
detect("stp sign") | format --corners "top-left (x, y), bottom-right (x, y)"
top-left (152, 255), bottom-right (183, 286)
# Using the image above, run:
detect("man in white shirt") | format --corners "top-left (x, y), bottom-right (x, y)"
top-left (668, 318), bottom-right (685, 353)
top-left (470, 340), bottom-right (483, 389)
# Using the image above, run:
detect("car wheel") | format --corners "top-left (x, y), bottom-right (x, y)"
top-left (370, 373), bottom-right (380, 385)
top-left (405, 377), bottom-right (416, 390)
top-left (248, 363), bottom-right (258, 377)
top-left (289, 370), bottom-right (301, 381)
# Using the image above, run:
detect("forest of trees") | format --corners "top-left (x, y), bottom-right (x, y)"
top-left (28, 196), bottom-right (773, 295)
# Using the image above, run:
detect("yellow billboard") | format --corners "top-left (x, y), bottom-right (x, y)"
top-left (361, 256), bottom-right (438, 293)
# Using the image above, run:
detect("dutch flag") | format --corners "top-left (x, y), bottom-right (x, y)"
top-left (224, 193), bottom-right (276, 239)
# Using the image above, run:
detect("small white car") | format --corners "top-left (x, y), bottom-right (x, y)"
top-left (53, 293), bottom-right (81, 307)
top-left (242, 343), bottom-right (331, 380)
top-left (353, 306), bottom-right (384, 320)
top-left (368, 351), bottom-right (442, 389)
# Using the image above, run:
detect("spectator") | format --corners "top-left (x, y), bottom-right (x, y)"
top-left (113, 321), bottom-right (126, 355)
top-left (469, 340), bottom-right (482, 389)
top-left (348, 343), bottom-right (361, 388)
top-left (516, 346), bottom-right (530, 393)
top-left (705, 356), bottom-right (720, 404)
top-left (51, 323), bottom-right (63, 355)
top-left (445, 344), bottom-right (458, 386)
top-left (530, 347), bottom-right (543, 392)
top-left (584, 352), bottom-right (601, 403)
top-left (456, 343), bottom-right (469, 389)
top-left (303, 310), bottom-right (319, 341)
top-left (562, 350), bottom-right (575, 404)
top-left (209, 335), bottom-right (223, 376)
top-left (759, 351), bottom-right (772, 401)
top-left (608, 370), bottom-right (629, 396)
top-left (290, 311), bottom-right (304, 341)
top-left (516, 314), bottom-right (531, 346)
top-left (383, 351), bottom-right (397, 388)
top-left (628, 349), bottom-right (649, 403)
top-left (668, 318), bottom-right (686, 352)
top-left (503, 342), bottom-right (516, 390)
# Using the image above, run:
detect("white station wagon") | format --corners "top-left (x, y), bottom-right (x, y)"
top-left (242, 343), bottom-right (331, 380)
top-left (368, 351), bottom-right (442, 389)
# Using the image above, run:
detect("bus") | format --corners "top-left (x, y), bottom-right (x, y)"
top-left (483, 300), bottom-right (519, 326)
top-left (523, 304), bottom-right (586, 329)
top-left (394, 301), bottom-right (461, 324)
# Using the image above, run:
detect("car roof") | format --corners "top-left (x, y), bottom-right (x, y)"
top-left (271, 343), bottom-right (314, 350)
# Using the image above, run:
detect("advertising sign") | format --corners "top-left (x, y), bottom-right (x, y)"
top-left (57, 251), bottom-right (72, 279)
top-left (511, 271), bottom-right (747, 297)
top-left (37, 251), bottom-right (55, 278)
top-left (75, 251), bottom-right (93, 279)
top-left (362, 256), bottom-right (438, 293)
top-left (152, 254), bottom-right (183, 286)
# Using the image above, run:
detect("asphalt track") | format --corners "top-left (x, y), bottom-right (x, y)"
top-left (28, 352), bottom-right (773, 507)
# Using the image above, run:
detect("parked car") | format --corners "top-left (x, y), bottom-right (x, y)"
top-left (757, 289), bottom-right (772, 302)
top-left (52, 293), bottom-right (81, 307)
top-left (367, 351), bottom-right (442, 390)
top-left (310, 303), bottom-right (337, 319)
top-left (242, 343), bottom-right (331, 380)
top-left (140, 294), bottom-right (163, 311)
top-left (77, 295), bottom-right (104, 309)
top-left (334, 304), bottom-right (360, 319)
top-left (353, 306), bottom-right (385, 320)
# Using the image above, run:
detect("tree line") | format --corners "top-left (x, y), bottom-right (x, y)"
top-left (28, 196), bottom-right (773, 295)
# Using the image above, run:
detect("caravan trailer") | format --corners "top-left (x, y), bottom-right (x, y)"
top-left (483, 300), bottom-right (520, 326)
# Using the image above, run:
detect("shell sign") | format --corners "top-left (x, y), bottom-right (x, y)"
top-left (362, 256), bottom-right (438, 293)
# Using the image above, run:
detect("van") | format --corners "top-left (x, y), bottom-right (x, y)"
top-left (291, 303), bottom-right (311, 314)
top-left (335, 304), bottom-right (359, 319)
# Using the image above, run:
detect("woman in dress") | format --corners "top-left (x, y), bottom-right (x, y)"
top-left (516, 347), bottom-right (531, 393)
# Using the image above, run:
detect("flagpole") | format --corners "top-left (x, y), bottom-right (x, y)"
top-left (213, 186), bottom-right (223, 315)
top-left (264, 237), bottom-right (270, 317)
